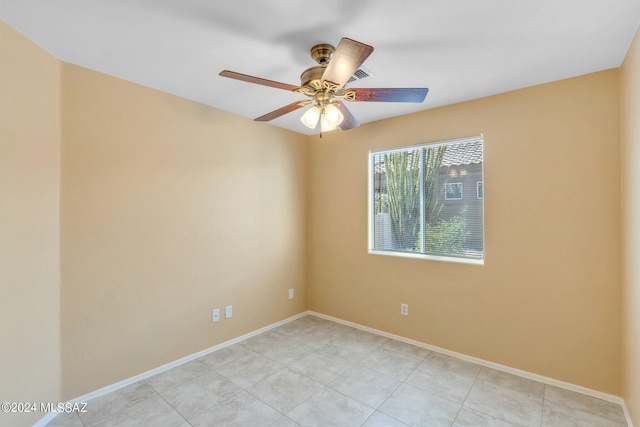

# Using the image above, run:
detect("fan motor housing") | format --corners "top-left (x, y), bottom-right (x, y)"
top-left (300, 65), bottom-right (326, 88)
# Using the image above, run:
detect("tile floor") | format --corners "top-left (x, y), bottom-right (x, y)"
top-left (48, 315), bottom-right (628, 427)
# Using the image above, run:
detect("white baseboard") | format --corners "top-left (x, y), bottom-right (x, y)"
top-left (309, 311), bottom-right (634, 426)
top-left (33, 412), bottom-right (58, 427)
top-left (37, 309), bottom-right (635, 427)
top-left (623, 401), bottom-right (635, 427)
top-left (35, 311), bottom-right (308, 426)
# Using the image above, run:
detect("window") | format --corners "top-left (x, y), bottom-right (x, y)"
top-left (445, 182), bottom-right (463, 200)
top-left (369, 135), bottom-right (484, 263)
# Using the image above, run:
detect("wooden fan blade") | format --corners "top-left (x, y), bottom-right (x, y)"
top-left (321, 38), bottom-right (373, 88)
top-left (334, 101), bottom-right (360, 130)
top-left (254, 100), bottom-right (311, 122)
top-left (219, 70), bottom-right (300, 92)
top-left (349, 88), bottom-right (429, 103)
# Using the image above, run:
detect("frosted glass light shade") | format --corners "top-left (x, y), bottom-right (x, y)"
top-left (319, 103), bottom-right (344, 132)
top-left (321, 115), bottom-right (338, 132)
top-left (300, 105), bottom-right (321, 129)
top-left (323, 103), bottom-right (344, 128)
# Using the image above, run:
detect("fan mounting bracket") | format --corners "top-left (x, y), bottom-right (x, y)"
top-left (310, 43), bottom-right (335, 65)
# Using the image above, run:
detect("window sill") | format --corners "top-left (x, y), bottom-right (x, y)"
top-left (368, 249), bottom-right (484, 265)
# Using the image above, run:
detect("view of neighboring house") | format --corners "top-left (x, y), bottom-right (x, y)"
top-left (372, 138), bottom-right (483, 259)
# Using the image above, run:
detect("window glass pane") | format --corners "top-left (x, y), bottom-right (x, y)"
top-left (371, 136), bottom-right (484, 262)
top-left (372, 149), bottom-right (421, 253)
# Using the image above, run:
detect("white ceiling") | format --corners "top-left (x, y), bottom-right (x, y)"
top-left (2, 1), bottom-right (639, 135)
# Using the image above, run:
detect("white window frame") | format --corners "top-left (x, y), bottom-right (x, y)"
top-left (368, 135), bottom-right (484, 265)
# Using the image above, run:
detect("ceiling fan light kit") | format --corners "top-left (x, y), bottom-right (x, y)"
top-left (219, 38), bottom-right (429, 137)
top-left (300, 102), bottom-right (344, 131)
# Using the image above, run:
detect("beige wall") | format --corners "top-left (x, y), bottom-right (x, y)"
top-left (308, 70), bottom-right (622, 394)
top-left (2, 16), bottom-right (633, 418)
top-left (621, 25), bottom-right (640, 426)
top-left (60, 64), bottom-right (307, 398)
top-left (0, 22), bottom-right (61, 427)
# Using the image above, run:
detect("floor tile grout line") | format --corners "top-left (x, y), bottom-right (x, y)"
top-left (322, 323), bottom-right (480, 426)
top-left (309, 312), bottom-right (627, 410)
top-left (77, 383), bottom-right (159, 427)
top-left (542, 383), bottom-right (629, 426)
top-left (371, 371), bottom-right (409, 422)
top-left (393, 353), bottom-right (478, 408)
top-left (450, 365), bottom-right (484, 426)
top-left (350, 330), bottom-right (551, 426)
top-left (363, 345), bottom-right (431, 426)
top-left (240, 385), bottom-right (289, 424)
top-left (275, 382), bottom-right (335, 424)
top-left (145, 382), bottom-right (192, 427)
top-left (238, 341), bottom-right (331, 424)
top-left (239, 341), bottom-right (349, 423)
top-left (465, 370), bottom-right (549, 427)
top-left (150, 355), bottom-right (282, 424)
top-left (64, 315), bottom-right (629, 427)
top-left (539, 383), bottom-right (547, 427)
top-left (254, 322), bottom-right (400, 425)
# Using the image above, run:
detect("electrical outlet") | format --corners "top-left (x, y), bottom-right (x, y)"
top-left (225, 305), bottom-right (232, 319)
top-left (212, 308), bottom-right (220, 322)
top-left (401, 303), bottom-right (409, 316)
top-left (288, 288), bottom-right (294, 300)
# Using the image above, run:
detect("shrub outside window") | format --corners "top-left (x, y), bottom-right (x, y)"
top-left (369, 135), bottom-right (484, 263)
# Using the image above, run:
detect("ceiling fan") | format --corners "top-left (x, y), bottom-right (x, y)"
top-left (219, 38), bottom-right (429, 137)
